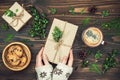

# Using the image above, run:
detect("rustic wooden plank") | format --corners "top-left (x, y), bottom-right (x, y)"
top-left (0, 0), bottom-right (120, 80)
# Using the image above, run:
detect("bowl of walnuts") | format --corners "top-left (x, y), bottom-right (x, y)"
top-left (2, 42), bottom-right (31, 71)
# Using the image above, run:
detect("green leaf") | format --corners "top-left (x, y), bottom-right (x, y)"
top-left (89, 63), bottom-right (102, 74)
top-left (50, 8), bottom-right (57, 14)
top-left (81, 60), bottom-right (89, 68)
top-left (4, 34), bottom-right (14, 43)
top-left (69, 6), bottom-right (75, 15)
top-left (95, 51), bottom-right (102, 59)
top-left (1, 23), bottom-right (9, 30)
top-left (4, 9), bottom-right (16, 17)
top-left (111, 49), bottom-right (118, 57)
top-left (101, 17), bottom-right (120, 35)
top-left (101, 10), bottom-right (109, 17)
top-left (82, 17), bottom-right (90, 27)
top-left (102, 49), bottom-right (118, 73)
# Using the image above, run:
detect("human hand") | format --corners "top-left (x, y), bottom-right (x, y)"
top-left (35, 47), bottom-right (49, 68)
top-left (61, 49), bottom-right (74, 67)
top-left (52, 49), bottom-right (74, 80)
top-left (35, 47), bottom-right (53, 80)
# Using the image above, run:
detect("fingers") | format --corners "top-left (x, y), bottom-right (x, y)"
top-left (43, 54), bottom-right (49, 65)
top-left (37, 47), bottom-right (44, 59)
top-left (61, 56), bottom-right (68, 64)
top-left (68, 49), bottom-right (74, 67)
top-left (39, 47), bottom-right (44, 55)
top-left (61, 49), bottom-right (74, 66)
top-left (35, 47), bottom-right (44, 67)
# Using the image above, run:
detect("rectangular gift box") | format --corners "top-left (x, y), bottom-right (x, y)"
top-left (43, 18), bottom-right (78, 64)
top-left (2, 2), bottom-right (32, 31)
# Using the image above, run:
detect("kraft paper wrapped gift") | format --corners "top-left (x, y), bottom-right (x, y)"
top-left (43, 18), bottom-right (78, 64)
top-left (2, 2), bottom-right (32, 31)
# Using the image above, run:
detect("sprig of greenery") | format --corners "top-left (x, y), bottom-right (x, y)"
top-left (90, 63), bottom-right (102, 74)
top-left (4, 9), bottom-right (16, 17)
top-left (50, 8), bottom-right (57, 14)
top-left (4, 33), bottom-right (14, 43)
top-left (81, 60), bottom-right (89, 68)
top-left (102, 49), bottom-right (118, 73)
top-left (95, 51), bottom-right (102, 59)
top-left (80, 49), bottom-right (119, 74)
top-left (82, 17), bottom-right (90, 27)
top-left (1, 23), bottom-right (9, 30)
top-left (101, 17), bottom-right (120, 30)
top-left (29, 6), bottom-right (48, 39)
top-left (52, 26), bottom-right (63, 42)
top-left (69, 6), bottom-right (75, 15)
top-left (101, 10), bottom-right (109, 17)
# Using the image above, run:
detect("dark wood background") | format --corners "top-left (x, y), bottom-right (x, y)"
top-left (0, 0), bottom-right (120, 80)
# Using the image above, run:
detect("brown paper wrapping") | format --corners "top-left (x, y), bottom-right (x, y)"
top-left (43, 18), bottom-right (78, 64)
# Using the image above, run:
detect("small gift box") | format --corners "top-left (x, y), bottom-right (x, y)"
top-left (43, 18), bottom-right (78, 64)
top-left (2, 2), bottom-right (32, 31)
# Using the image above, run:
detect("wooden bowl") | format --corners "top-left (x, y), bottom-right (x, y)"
top-left (2, 42), bottom-right (31, 71)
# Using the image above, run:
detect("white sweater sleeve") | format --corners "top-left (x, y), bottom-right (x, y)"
top-left (53, 63), bottom-right (73, 80)
top-left (35, 64), bottom-right (53, 80)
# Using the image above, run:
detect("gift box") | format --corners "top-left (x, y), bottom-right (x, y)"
top-left (43, 18), bottom-right (78, 64)
top-left (2, 2), bottom-right (32, 31)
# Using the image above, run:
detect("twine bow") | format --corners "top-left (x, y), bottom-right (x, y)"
top-left (54, 39), bottom-right (64, 50)
top-left (10, 4), bottom-right (24, 27)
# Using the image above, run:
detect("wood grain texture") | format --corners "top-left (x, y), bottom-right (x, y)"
top-left (0, 0), bottom-right (120, 80)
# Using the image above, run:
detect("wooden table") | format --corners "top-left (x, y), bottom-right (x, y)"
top-left (0, 0), bottom-right (120, 80)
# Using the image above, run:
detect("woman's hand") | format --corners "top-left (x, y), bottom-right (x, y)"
top-left (53, 49), bottom-right (74, 80)
top-left (35, 47), bottom-right (53, 80)
top-left (61, 49), bottom-right (74, 67)
top-left (35, 47), bottom-right (49, 68)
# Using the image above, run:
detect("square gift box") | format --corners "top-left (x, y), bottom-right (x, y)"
top-left (2, 2), bottom-right (32, 31)
top-left (43, 18), bottom-right (78, 64)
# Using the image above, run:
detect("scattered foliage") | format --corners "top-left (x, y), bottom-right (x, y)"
top-left (101, 17), bottom-right (120, 30)
top-left (81, 60), bottom-right (89, 68)
top-left (1, 23), bottom-right (9, 30)
top-left (50, 8), bottom-right (57, 14)
top-left (82, 17), bottom-right (90, 27)
top-left (69, 6), bottom-right (75, 15)
top-left (95, 50), bottom-right (102, 59)
top-left (101, 10), bottom-right (109, 17)
top-left (29, 6), bottom-right (48, 39)
top-left (90, 63), bottom-right (102, 74)
top-left (102, 49), bottom-right (118, 73)
top-left (4, 33), bottom-right (14, 43)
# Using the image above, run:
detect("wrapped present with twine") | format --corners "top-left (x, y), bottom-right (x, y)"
top-left (2, 2), bottom-right (32, 31)
top-left (43, 18), bottom-right (78, 64)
